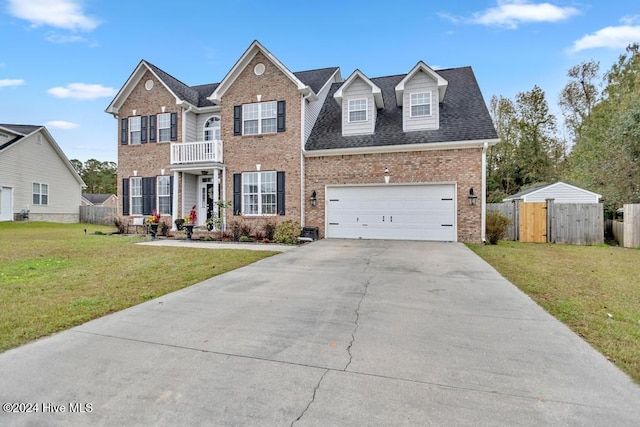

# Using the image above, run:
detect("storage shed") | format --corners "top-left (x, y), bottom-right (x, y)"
top-left (503, 182), bottom-right (601, 204)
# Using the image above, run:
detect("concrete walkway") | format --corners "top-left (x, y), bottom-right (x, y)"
top-left (1, 239), bottom-right (638, 426)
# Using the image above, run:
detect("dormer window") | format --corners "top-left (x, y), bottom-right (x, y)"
top-left (348, 99), bottom-right (368, 122)
top-left (410, 92), bottom-right (432, 117)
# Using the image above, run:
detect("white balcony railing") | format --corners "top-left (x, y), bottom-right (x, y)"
top-left (170, 140), bottom-right (223, 164)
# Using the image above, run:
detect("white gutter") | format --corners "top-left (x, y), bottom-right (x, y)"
top-left (300, 92), bottom-right (314, 226)
top-left (304, 138), bottom-right (500, 157)
top-left (481, 142), bottom-right (488, 244)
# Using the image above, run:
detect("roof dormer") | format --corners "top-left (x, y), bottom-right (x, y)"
top-left (333, 70), bottom-right (384, 136)
top-left (395, 62), bottom-right (448, 132)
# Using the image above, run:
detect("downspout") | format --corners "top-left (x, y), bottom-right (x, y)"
top-left (481, 142), bottom-right (488, 244)
top-left (171, 102), bottom-right (194, 229)
top-left (300, 90), bottom-right (313, 227)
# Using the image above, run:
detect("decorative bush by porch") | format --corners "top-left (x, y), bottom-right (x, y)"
top-left (486, 211), bottom-right (511, 245)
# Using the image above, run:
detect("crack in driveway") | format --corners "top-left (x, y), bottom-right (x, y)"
top-left (291, 369), bottom-right (329, 426)
top-left (344, 274), bottom-right (372, 371)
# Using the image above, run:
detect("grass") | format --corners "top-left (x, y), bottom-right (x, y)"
top-left (0, 222), bottom-right (278, 352)
top-left (468, 241), bottom-right (640, 383)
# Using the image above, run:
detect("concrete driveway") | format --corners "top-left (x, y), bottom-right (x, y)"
top-left (1, 239), bottom-right (638, 426)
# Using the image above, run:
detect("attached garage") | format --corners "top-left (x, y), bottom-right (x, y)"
top-left (325, 184), bottom-right (457, 241)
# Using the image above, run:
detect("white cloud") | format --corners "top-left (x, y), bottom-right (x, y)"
top-left (0, 79), bottom-right (25, 87)
top-left (45, 32), bottom-right (87, 43)
top-left (468, 1), bottom-right (580, 29)
top-left (570, 24), bottom-right (640, 52)
top-left (620, 15), bottom-right (640, 25)
top-left (8, 0), bottom-right (99, 31)
top-left (47, 83), bottom-right (116, 100)
top-left (46, 121), bottom-right (79, 130)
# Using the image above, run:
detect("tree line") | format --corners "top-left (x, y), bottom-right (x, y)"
top-left (70, 159), bottom-right (117, 194)
top-left (487, 43), bottom-right (640, 214)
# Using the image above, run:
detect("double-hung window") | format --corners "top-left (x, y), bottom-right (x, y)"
top-left (410, 92), bottom-right (432, 117)
top-left (129, 117), bottom-right (141, 145)
top-left (158, 113), bottom-right (171, 142)
top-left (348, 99), bottom-right (367, 122)
top-left (242, 171), bottom-right (276, 215)
top-left (130, 177), bottom-right (142, 215)
top-left (157, 176), bottom-right (171, 214)
top-left (243, 101), bottom-right (277, 135)
top-left (32, 183), bottom-right (48, 205)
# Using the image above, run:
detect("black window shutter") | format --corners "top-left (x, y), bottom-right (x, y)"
top-left (233, 173), bottom-right (242, 215)
top-left (140, 116), bottom-right (147, 144)
top-left (121, 118), bottom-right (128, 145)
top-left (277, 101), bottom-right (286, 132)
top-left (142, 177), bottom-right (156, 215)
top-left (169, 176), bottom-right (174, 213)
top-left (277, 171), bottom-right (285, 215)
top-left (149, 115), bottom-right (157, 142)
top-left (122, 178), bottom-right (129, 215)
top-left (170, 112), bottom-right (178, 141)
top-left (233, 106), bottom-right (242, 135)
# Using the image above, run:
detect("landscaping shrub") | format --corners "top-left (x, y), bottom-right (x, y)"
top-left (274, 220), bottom-right (301, 244)
top-left (228, 220), bottom-right (253, 242)
top-left (113, 216), bottom-right (126, 234)
top-left (486, 211), bottom-right (511, 245)
top-left (262, 220), bottom-right (277, 241)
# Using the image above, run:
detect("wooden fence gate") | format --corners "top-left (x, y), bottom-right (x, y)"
top-left (519, 202), bottom-right (547, 243)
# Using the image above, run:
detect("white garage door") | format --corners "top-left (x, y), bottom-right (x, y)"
top-left (326, 184), bottom-right (456, 241)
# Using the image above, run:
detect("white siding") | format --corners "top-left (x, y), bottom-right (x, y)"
top-left (0, 130), bottom-right (82, 222)
top-left (523, 183), bottom-right (600, 203)
top-left (184, 110), bottom-right (197, 142)
top-left (403, 71), bottom-right (438, 132)
top-left (195, 113), bottom-right (210, 141)
top-left (342, 78), bottom-right (375, 136)
top-left (304, 72), bottom-right (340, 143)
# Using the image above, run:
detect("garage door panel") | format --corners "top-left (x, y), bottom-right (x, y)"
top-left (326, 185), bottom-right (456, 241)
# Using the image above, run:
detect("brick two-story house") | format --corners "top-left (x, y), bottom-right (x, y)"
top-left (106, 41), bottom-right (498, 243)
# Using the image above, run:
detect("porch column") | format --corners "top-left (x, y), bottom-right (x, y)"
top-left (172, 170), bottom-right (179, 230)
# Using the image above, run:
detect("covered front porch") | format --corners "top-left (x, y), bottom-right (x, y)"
top-left (170, 140), bottom-right (226, 230)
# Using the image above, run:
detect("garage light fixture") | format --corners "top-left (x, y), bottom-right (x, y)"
top-left (310, 190), bottom-right (317, 207)
top-left (384, 167), bottom-right (390, 184)
top-left (468, 188), bottom-right (478, 206)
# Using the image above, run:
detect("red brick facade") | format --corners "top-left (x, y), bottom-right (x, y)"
top-left (304, 148), bottom-right (483, 243)
top-left (220, 52), bottom-right (302, 229)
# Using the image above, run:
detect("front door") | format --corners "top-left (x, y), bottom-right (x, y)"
top-left (199, 177), bottom-right (213, 226)
top-left (0, 187), bottom-right (12, 221)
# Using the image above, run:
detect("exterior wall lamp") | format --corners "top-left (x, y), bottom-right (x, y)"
top-left (468, 187), bottom-right (478, 206)
top-left (384, 167), bottom-right (390, 184)
top-left (310, 190), bottom-right (317, 207)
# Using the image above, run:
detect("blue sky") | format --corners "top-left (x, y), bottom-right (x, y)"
top-left (1, 0), bottom-right (639, 163)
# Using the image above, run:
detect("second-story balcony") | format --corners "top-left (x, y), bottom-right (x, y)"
top-left (170, 140), bottom-right (223, 164)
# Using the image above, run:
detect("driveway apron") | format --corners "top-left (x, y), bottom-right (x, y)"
top-left (1, 239), bottom-right (638, 426)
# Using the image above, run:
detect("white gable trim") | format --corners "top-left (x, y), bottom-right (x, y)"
top-left (208, 40), bottom-right (313, 104)
top-left (333, 69), bottom-right (384, 109)
top-left (503, 181), bottom-right (602, 202)
top-left (395, 61), bottom-right (448, 106)
top-left (105, 60), bottom-right (184, 115)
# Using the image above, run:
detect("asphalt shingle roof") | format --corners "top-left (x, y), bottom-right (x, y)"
top-left (305, 67), bottom-right (498, 151)
top-left (83, 193), bottom-right (115, 204)
top-left (146, 62), bottom-right (339, 109)
top-left (0, 124), bottom-right (41, 151)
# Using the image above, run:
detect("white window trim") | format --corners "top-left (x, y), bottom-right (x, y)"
top-left (241, 171), bottom-right (277, 216)
top-left (242, 101), bottom-right (277, 135)
top-left (348, 98), bottom-right (368, 123)
top-left (130, 177), bottom-right (142, 215)
top-left (157, 113), bottom-right (171, 142)
top-left (409, 92), bottom-right (432, 118)
top-left (32, 182), bottom-right (49, 205)
top-left (129, 116), bottom-right (141, 145)
top-left (204, 115), bottom-right (221, 141)
top-left (157, 176), bottom-right (171, 215)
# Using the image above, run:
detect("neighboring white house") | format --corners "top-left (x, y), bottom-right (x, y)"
top-left (0, 124), bottom-right (85, 222)
top-left (503, 181), bottom-right (601, 204)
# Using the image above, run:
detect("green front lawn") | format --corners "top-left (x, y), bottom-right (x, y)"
top-left (0, 222), bottom-right (278, 352)
top-left (469, 241), bottom-right (640, 383)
